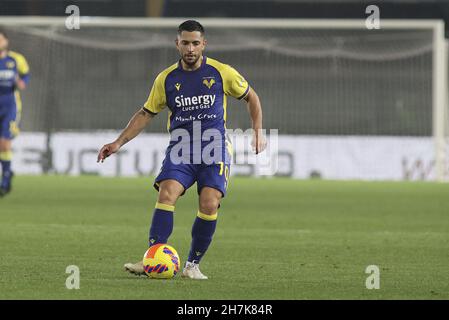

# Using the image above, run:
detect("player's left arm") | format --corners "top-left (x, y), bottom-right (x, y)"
top-left (244, 87), bottom-right (267, 154)
top-left (224, 64), bottom-right (267, 154)
top-left (15, 78), bottom-right (27, 91)
top-left (13, 52), bottom-right (30, 90)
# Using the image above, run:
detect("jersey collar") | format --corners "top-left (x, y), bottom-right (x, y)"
top-left (177, 56), bottom-right (207, 73)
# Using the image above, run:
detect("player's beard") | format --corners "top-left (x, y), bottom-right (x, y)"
top-left (182, 53), bottom-right (200, 67)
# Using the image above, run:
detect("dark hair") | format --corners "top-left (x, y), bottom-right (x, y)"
top-left (178, 20), bottom-right (204, 35)
top-left (0, 29), bottom-right (8, 39)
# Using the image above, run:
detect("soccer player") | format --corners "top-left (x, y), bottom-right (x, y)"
top-left (0, 30), bottom-right (30, 196)
top-left (97, 20), bottom-right (266, 279)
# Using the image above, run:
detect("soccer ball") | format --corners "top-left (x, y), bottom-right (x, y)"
top-left (142, 243), bottom-right (180, 279)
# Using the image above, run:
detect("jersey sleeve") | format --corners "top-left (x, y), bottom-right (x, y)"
top-left (9, 51), bottom-right (30, 84)
top-left (16, 55), bottom-right (29, 77)
top-left (143, 73), bottom-right (166, 115)
top-left (222, 65), bottom-right (250, 100)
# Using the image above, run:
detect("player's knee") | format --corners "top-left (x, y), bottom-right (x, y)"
top-left (158, 181), bottom-right (183, 205)
top-left (158, 188), bottom-right (178, 205)
top-left (199, 197), bottom-right (220, 215)
top-left (0, 139), bottom-right (11, 152)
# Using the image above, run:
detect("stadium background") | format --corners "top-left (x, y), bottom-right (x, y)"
top-left (1, 0), bottom-right (449, 300)
top-left (1, 0), bottom-right (449, 180)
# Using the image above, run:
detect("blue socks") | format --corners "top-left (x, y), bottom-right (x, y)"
top-left (148, 203), bottom-right (218, 264)
top-left (0, 151), bottom-right (12, 189)
top-left (148, 202), bottom-right (174, 247)
top-left (188, 211), bottom-right (218, 263)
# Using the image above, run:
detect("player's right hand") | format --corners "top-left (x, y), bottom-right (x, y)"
top-left (97, 142), bottom-right (120, 163)
top-left (15, 77), bottom-right (26, 90)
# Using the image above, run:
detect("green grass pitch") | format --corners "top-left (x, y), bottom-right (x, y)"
top-left (0, 175), bottom-right (448, 299)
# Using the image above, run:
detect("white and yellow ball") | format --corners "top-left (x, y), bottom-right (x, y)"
top-left (142, 244), bottom-right (180, 279)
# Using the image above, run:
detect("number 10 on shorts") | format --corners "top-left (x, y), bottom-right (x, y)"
top-left (218, 162), bottom-right (229, 181)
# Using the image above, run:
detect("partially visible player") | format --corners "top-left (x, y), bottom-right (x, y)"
top-left (0, 30), bottom-right (30, 196)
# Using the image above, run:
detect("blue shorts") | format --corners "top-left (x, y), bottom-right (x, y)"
top-left (154, 142), bottom-right (232, 198)
top-left (0, 96), bottom-right (19, 140)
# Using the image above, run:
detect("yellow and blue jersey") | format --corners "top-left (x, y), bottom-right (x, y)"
top-left (143, 56), bottom-right (249, 136)
top-left (147, 56), bottom-right (248, 197)
top-left (0, 51), bottom-right (30, 139)
top-left (0, 51), bottom-right (30, 97)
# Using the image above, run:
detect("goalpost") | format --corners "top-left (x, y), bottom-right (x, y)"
top-left (0, 17), bottom-right (447, 180)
